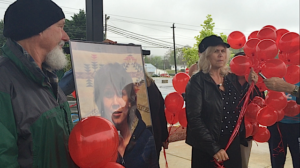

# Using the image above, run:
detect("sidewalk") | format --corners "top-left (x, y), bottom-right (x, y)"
top-left (159, 140), bottom-right (293, 168)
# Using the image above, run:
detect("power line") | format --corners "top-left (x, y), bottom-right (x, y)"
top-left (108, 26), bottom-right (172, 48)
top-left (108, 25), bottom-right (186, 47)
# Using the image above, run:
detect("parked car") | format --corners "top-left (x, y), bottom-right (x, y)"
top-left (152, 74), bottom-right (160, 77)
top-left (160, 73), bottom-right (170, 77)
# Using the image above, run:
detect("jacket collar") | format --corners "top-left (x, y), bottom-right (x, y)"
top-left (125, 110), bottom-right (146, 153)
top-left (2, 39), bottom-right (59, 99)
top-left (201, 71), bottom-right (241, 93)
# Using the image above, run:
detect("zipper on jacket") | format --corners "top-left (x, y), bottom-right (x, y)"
top-left (61, 104), bottom-right (71, 133)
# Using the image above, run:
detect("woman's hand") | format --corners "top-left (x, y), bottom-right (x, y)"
top-left (248, 68), bottom-right (258, 84)
top-left (213, 149), bottom-right (229, 162)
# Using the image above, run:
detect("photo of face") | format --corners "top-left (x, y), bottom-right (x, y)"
top-left (94, 63), bottom-right (137, 130)
top-left (102, 86), bottom-right (129, 126)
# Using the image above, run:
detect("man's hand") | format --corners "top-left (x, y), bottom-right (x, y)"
top-left (213, 149), bottom-right (229, 162)
top-left (263, 77), bottom-right (295, 93)
top-left (103, 39), bottom-right (117, 44)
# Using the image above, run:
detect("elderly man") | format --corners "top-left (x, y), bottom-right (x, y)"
top-left (264, 77), bottom-right (299, 168)
top-left (0, 0), bottom-right (77, 167)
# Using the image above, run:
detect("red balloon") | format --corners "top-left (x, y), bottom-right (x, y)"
top-left (263, 25), bottom-right (276, 31)
top-left (248, 31), bottom-right (259, 40)
top-left (276, 110), bottom-right (285, 122)
top-left (256, 39), bottom-right (278, 61)
top-left (253, 127), bottom-right (271, 143)
top-left (165, 92), bottom-right (184, 113)
top-left (69, 116), bottom-right (119, 168)
top-left (278, 51), bottom-right (290, 65)
top-left (284, 65), bottom-right (300, 84)
top-left (257, 27), bottom-right (277, 41)
top-left (110, 151), bottom-right (118, 162)
top-left (256, 82), bottom-right (268, 92)
top-left (172, 72), bottom-right (190, 94)
top-left (245, 103), bottom-right (261, 123)
top-left (287, 49), bottom-right (300, 65)
top-left (261, 59), bottom-right (287, 78)
top-left (257, 106), bottom-right (278, 126)
top-left (283, 100), bottom-right (299, 117)
top-left (102, 162), bottom-right (125, 168)
top-left (165, 108), bottom-right (179, 125)
top-left (252, 122), bottom-right (259, 136)
top-left (230, 56), bottom-right (252, 76)
top-left (178, 108), bottom-right (187, 127)
top-left (251, 96), bottom-right (266, 108)
top-left (278, 32), bottom-right (300, 52)
top-left (227, 31), bottom-right (246, 49)
top-left (72, 91), bottom-right (76, 98)
top-left (244, 38), bottom-right (260, 58)
top-left (265, 91), bottom-right (287, 110)
top-left (244, 119), bottom-right (253, 138)
top-left (276, 29), bottom-right (289, 46)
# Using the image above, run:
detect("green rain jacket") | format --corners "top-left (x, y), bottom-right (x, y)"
top-left (0, 39), bottom-right (77, 168)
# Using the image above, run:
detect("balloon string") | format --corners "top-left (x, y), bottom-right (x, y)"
top-left (163, 148), bottom-right (168, 168)
top-left (69, 103), bottom-right (77, 108)
top-left (272, 123), bottom-right (285, 158)
top-left (225, 83), bottom-right (255, 151)
top-left (215, 83), bottom-right (255, 168)
top-left (163, 123), bottom-right (173, 168)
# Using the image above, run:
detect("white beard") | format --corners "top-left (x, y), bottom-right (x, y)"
top-left (44, 41), bottom-right (67, 71)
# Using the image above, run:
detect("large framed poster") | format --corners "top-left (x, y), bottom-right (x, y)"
top-left (70, 41), bottom-right (159, 167)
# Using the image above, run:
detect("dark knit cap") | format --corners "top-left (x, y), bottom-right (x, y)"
top-left (3, 0), bottom-right (65, 41)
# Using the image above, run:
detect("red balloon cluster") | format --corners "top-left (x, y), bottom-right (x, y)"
top-left (164, 73), bottom-right (190, 128)
top-left (244, 91), bottom-right (300, 143)
top-left (228, 25), bottom-right (300, 92)
top-left (68, 116), bottom-right (119, 168)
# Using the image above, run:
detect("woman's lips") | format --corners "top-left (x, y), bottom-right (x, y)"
top-left (112, 111), bottom-right (122, 117)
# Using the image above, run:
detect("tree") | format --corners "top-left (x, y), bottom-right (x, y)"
top-left (164, 46), bottom-right (190, 69)
top-left (183, 15), bottom-right (228, 66)
top-left (144, 56), bottom-right (164, 70)
top-left (64, 9), bottom-right (86, 40)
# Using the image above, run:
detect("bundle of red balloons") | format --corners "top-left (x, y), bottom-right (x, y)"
top-left (227, 25), bottom-right (300, 142)
top-left (228, 25), bottom-right (300, 92)
top-left (164, 73), bottom-right (190, 127)
top-left (244, 94), bottom-right (299, 142)
top-left (68, 116), bottom-right (124, 168)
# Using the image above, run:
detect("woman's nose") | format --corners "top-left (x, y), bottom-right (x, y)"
top-left (112, 96), bottom-right (125, 107)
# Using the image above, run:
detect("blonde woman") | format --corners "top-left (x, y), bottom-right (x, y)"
top-left (185, 35), bottom-right (258, 168)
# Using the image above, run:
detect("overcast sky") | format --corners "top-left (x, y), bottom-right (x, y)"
top-left (0, 0), bottom-right (299, 56)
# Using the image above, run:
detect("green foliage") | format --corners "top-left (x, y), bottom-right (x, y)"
top-left (144, 56), bottom-right (165, 69)
top-left (166, 69), bottom-right (175, 74)
top-left (64, 10), bottom-right (86, 40)
top-left (183, 14), bottom-right (228, 66)
top-left (164, 46), bottom-right (189, 68)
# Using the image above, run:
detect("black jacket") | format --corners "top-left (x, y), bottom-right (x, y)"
top-left (185, 71), bottom-right (242, 157)
top-left (147, 82), bottom-right (168, 155)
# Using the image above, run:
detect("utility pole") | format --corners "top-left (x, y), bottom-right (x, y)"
top-left (171, 23), bottom-right (177, 74)
top-left (86, 0), bottom-right (103, 42)
top-left (104, 14), bottom-right (110, 40)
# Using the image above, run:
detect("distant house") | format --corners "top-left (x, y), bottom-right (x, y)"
top-left (171, 64), bottom-right (188, 71)
top-left (144, 63), bottom-right (156, 75)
